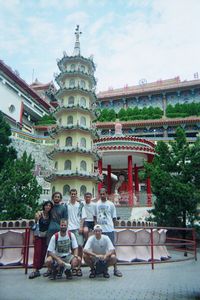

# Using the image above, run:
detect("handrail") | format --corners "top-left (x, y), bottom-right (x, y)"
top-left (0, 226), bottom-right (197, 272)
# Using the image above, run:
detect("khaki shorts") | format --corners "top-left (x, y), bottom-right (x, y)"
top-left (60, 253), bottom-right (74, 263)
top-left (70, 229), bottom-right (84, 247)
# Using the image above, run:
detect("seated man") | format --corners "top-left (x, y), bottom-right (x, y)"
top-left (83, 224), bottom-right (117, 279)
top-left (45, 219), bottom-right (81, 280)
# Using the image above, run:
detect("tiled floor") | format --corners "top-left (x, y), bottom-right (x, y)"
top-left (0, 254), bottom-right (200, 300)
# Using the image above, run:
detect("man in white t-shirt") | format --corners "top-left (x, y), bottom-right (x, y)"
top-left (83, 192), bottom-right (96, 241)
top-left (67, 188), bottom-right (87, 275)
top-left (46, 219), bottom-right (81, 280)
top-left (83, 224), bottom-right (117, 278)
top-left (95, 188), bottom-right (122, 277)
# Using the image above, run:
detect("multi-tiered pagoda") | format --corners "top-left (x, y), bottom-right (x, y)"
top-left (46, 26), bottom-right (100, 199)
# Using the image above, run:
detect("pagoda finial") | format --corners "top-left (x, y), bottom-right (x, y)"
top-left (73, 25), bottom-right (82, 56)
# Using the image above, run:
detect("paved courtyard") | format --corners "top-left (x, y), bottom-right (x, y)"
top-left (0, 254), bottom-right (200, 300)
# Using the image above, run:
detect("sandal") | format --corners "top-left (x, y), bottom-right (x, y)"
top-left (89, 269), bottom-right (96, 278)
top-left (113, 269), bottom-right (122, 277)
top-left (43, 270), bottom-right (52, 277)
top-left (29, 271), bottom-right (40, 279)
top-left (103, 271), bottom-right (110, 278)
top-left (72, 269), bottom-right (77, 276)
top-left (76, 269), bottom-right (83, 277)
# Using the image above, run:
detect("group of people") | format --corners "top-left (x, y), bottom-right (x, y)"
top-left (29, 188), bottom-right (122, 280)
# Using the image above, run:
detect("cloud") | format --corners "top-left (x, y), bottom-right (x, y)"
top-left (1, 0), bottom-right (200, 93)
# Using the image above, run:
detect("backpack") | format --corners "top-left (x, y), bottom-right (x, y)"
top-left (95, 259), bottom-right (108, 275)
top-left (55, 231), bottom-right (72, 250)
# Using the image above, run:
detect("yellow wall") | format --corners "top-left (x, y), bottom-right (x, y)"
top-left (57, 131), bottom-right (92, 149)
top-left (54, 153), bottom-right (94, 172)
top-left (51, 178), bottom-right (97, 198)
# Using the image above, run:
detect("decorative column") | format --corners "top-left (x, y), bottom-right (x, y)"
top-left (146, 154), bottom-right (153, 206)
top-left (107, 164), bottom-right (111, 195)
top-left (128, 155), bottom-right (133, 206)
top-left (98, 159), bottom-right (103, 192)
top-left (134, 164), bottom-right (139, 204)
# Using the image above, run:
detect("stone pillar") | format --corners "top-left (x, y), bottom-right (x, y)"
top-left (98, 159), bottom-right (103, 192)
top-left (134, 164), bottom-right (139, 204)
top-left (128, 155), bottom-right (134, 206)
top-left (107, 164), bottom-right (112, 195)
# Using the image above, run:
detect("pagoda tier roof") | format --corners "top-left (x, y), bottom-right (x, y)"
top-left (55, 87), bottom-right (97, 101)
top-left (94, 136), bottom-right (155, 148)
top-left (96, 145), bottom-right (155, 155)
top-left (97, 77), bottom-right (200, 100)
top-left (58, 55), bottom-right (96, 71)
top-left (47, 147), bottom-right (99, 160)
top-left (54, 105), bottom-right (96, 118)
top-left (45, 171), bottom-right (101, 183)
top-left (55, 70), bottom-right (96, 86)
top-left (96, 116), bottom-right (200, 128)
top-left (50, 125), bottom-right (98, 139)
top-left (0, 60), bottom-right (51, 110)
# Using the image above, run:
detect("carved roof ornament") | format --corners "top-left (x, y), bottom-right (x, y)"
top-left (73, 25), bottom-right (82, 56)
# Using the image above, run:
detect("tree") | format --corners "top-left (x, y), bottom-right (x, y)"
top-left (0, 111), bottom-right (17, 171)
top-left (0, 152), bottom-right (42, 220)
top-left (145, 128), bottom-right (200, 228)
top-left (36, 113), bottom-right (56, 125)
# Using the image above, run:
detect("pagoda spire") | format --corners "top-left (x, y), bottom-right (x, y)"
top-left (73, 25), bottom-right (82, 56)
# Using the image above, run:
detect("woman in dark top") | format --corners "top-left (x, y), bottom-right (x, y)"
top-left (29, 200), bottom-right (53, 279)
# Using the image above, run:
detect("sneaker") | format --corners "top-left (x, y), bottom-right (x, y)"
top-left (29, 271), bottom-right (40, 279)
top-left (113, 269), bottom-right (123, 277)
top-left (65, 269), bottom-right (72, 280)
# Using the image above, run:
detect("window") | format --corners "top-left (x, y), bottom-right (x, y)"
top-left (80, 116), bottom-right (86, 126)
top-left (67, 115), bottom-right (73, 125)
top-left (8, 104), bottom-right (15, 113)
top-left (69, 79), bottom-right (75, 88)
top-left (80, 80), bottom-right (85, 88)
top-left (55, 161), bottom-right (58, 170)
top-left (66, 137), bottom-right (72, 146)
top-left (80, 160), bottom-right (87, 171)
top-left (70, 64), bottom-right (75, 71)
top-left (64, 160), bottom-right (71, 170)
top-left (68, 96), bottom-right (74, 105)
top-left (80, 65), bottom-right (85, 72)
top-left (59, 118), bottom-right (62, 125)
top-left (80, 97), bottom-right (86, 107)
top-left (52, 186), bottom-right (55, 194)
top-left (63, 184), bottom-right (70, 196)
top-left (80, 137), bottom-right (86, 148)
top-left (56, 139), bottom-right (60, 146)
top-left (80, 185), bottom-right (87, 196)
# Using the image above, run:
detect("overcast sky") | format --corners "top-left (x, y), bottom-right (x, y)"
top-left (1, 0), bottom-right (200, 92)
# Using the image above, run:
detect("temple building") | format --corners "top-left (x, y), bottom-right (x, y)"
top-left (96, 78), bottom-right (200, 141)
top-left (45, 26), bottom-right (100, 199)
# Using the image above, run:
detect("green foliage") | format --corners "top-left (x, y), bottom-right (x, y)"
top-left (166, 102), bottom-right (200, 118)
top-left (36, 114), bottom-right (56, 125)
top-left (97, 106), bottom-right (163, 122)
top-left (145, 128), bottom-right (200, 227)
top-left (0, 112), bottom-right (42, 220)
top-left (0, 152), bottom-right (41, 220)
top-left (0, 111), bottom-right (17, 172)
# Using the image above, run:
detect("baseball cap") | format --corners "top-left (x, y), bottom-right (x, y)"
top-left (94, 224), bottom-right (102, 231)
